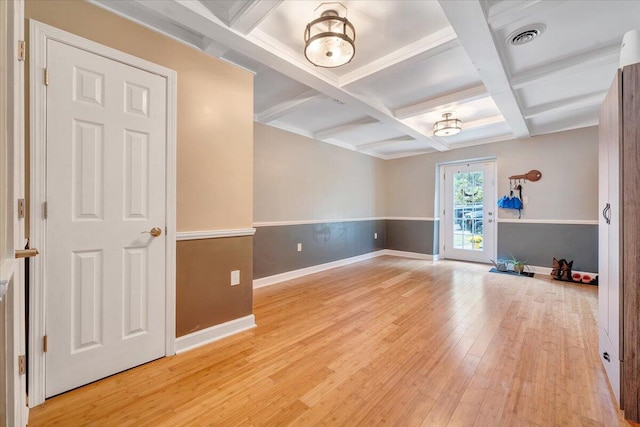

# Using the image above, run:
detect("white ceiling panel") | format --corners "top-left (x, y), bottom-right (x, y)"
top-left (495, 1), bottom-right (640, 75)
top-left (329, 123), bottom-right (407, 147)
top-left (270, 98), bottom-right (371, 134)
top-left (253, 68), bottom-right (315, 113)
top-left (255, 0), bottom-right (451, 77)
top-left (349, 46), bottom-right (482, 110)
top-left (373, 139), bottom-right (435, 157)
top-left (89, 0), bottom-right (634, 159)
top-left (405, 96), bottom-right (504, 134)
top-left (528, 104), bottom-right (600, 136)
top-left (516, 64), bottom-right (614, 112)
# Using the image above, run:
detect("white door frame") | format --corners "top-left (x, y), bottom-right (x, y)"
top-left (29, 20), bottom-right (177, 407)
top-left (438, 158), bottom-right (498, 262)
top-left (1, 0), bottom-right (28, 425)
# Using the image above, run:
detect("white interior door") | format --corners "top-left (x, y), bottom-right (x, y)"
top-left (45, 39), bottom-right (167, 397)
top-left (442, 161), bottom-right (496, 263)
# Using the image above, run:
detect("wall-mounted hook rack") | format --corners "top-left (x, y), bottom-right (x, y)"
top-left (509, 170), bottom-right (542, 182)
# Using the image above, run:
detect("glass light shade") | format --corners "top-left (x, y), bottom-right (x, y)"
top-left (304, 10), bottom-right (355, 68)
top-left (433, 113), bottom-right (462, 137)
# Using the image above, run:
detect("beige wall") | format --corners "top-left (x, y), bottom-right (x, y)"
top-left (26, 1), bottom-right (255, 335)
top-left (254, 123), bottom-right (386, 222)
top-left (386, 126), bottom-right (599, 221)
top-left (26, 0), bottom-right (253, 231)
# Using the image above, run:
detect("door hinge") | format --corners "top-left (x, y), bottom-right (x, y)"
top-left (44, 68), bottom-right (49, 86)
top-left (18, 355), bottom-right (26, 375)
top-left (18, 40), bottom-right (26, 61)
top-left (18, 199), bottom-right (25, 218)
top-left (43, 335), bottom-right (48, 353)
top-left (43, 201), bottom-right (48, 219)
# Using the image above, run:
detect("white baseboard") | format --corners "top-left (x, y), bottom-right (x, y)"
top-left (175, 314), bottom-right (256, 354)
top-left (253, 251), bottom-right (386, 288)
top-left (384, 249), bottom-right (438, 261)
top-left (253, 249), bottom-right (437, 288)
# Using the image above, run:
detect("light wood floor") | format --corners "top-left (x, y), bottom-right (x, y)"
top-left (29, 256), bottom-right (628, 426)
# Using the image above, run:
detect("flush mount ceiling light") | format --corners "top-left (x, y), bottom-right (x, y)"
top-left (433, 113), bottom-right (462, 137)
top-left (304, 3), bottom-right (355, 68)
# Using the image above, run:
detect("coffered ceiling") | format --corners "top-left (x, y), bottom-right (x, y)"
top-left (90, 0), bottom-right (640, 159)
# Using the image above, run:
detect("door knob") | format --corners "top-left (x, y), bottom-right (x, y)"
top-left (141, 227), bottom-right (162, 237)
top-left (487, 219), bottom-right (493, 223)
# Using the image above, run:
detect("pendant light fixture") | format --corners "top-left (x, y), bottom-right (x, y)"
top-left (433, 112), bottom-right (462, 136)
top-left (304, 3), bottom-right (355, 68)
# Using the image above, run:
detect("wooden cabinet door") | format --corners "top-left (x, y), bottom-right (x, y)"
top-left (598, 69), bottom-right (621, 405)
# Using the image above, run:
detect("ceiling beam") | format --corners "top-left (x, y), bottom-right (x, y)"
top-left (438, 0), bottom-right (530, 138)
top-left (355, 136), bottom-right (415, 151)
top-left (462, 115), bottom-right (505, 131)
top-left (524, 91), bottom-right (607, 119)
top-left (315, 119), bottom-right (381, 141)
top-left (339, 27), bottom-right (459, 88)
top-left (202, 37), bottom-right (230, 58)
top-left (395, 85), bottom-right (488, 119)
top-left (530, 117), bottom-right (599, 137)
top-left (447, 132), bottom-right (515, 150)
top-left (486, 0), bottom-right (568, 31)
top-left (100, 0), bottom-right (450, 152)
top-left (382, 149), bottom-right (437, 160)
top-left (228, 0), bottom-right (283, 35)
top-left (88, 0), bottom-right (207, 50)
top-left (511, 43), bottom-right (619, 89)
top-left (255, 90), bottom-right (322, 123)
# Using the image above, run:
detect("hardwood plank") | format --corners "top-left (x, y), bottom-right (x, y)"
top-left (28, 257), bottom-right (627, 426)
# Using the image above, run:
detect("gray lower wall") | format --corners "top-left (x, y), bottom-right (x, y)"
top-left (254, 220), bottom-right (598, 280)
top-left (253, 220), bottom-right (386, 279)
top-left (386, 220), bottom-right (438, 255)
top-left (497, 223), bottom-right (598, 272)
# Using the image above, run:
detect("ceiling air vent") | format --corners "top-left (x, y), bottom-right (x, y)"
top-left (508, 24), bottom-right (546, 46)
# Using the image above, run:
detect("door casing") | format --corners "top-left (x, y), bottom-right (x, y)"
top-left (1, 0), bottom-right (28, 424)
top-left (438, 158), bottom-right (498, 263)
top-left (28, 20), bottom-right (177, 407)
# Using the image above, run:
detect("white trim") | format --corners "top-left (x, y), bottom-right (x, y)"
top-left (383, 250), bottom-right (438, 261)
top-left (0, 259), bottom-right (16, 301)
top-left (386, 217), bottom-right (436, 221)
top-left (4, 2), bottom-right (27, 424)
top-left (438, 159), bottom-right (498, 263)
top-left (253, 217), bottom-right (436, 227)
top-left (497, 219), bottom-right (598, 225)
top-left (29, 20), bottom-right (178, 407)
top-left (176, 228), bottom-right (256, 241)
top-left (175, 314), bottom-right (256, 354)
top-left (253, 249), bottom-right (437, 288)
top-left (254, 217), bottom-right (382, 227)
top-left (253, 251), bottom-right (386, 288)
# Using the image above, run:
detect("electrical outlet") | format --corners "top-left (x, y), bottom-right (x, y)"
top-left (523, 196), bottom-right (529, 204)
top-left (374, 232), bottom-right (378, 239)
top-left (297, 243), bottom-right (302, 252)
top-left (231, 270), bottom-right (240, 286)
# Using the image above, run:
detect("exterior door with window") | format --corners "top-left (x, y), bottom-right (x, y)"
top-left (442, 161), bottom-right (496, 263)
